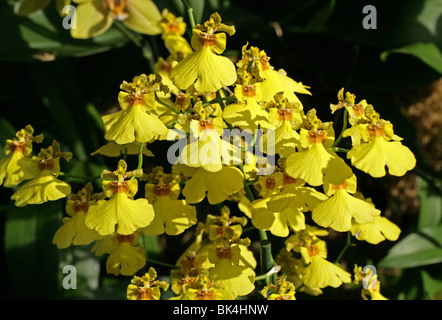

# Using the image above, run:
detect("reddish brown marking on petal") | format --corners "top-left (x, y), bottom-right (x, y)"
top-left (110, 181), bottom-right (129, 194)
top-left (10, 141), bottom-right (26, 154)
top-left (199, 119), bottom-right (215, 131)
top-left (352, 104), bottom-right (365, 117)
top-left (153, 184), bottom-right (171, 196)
top-left (278, 108), bottom-right (293, 121)
top-left (331, 180), bottom-right (348, 191)
top-left (242, 84), bottom-right (257, 98)
top-left (195, 290), bottom-right (216, 300)
top-left (265, 177), bottom-right (276, 190)
top-left (367, 124), bottom-right (385, 137)
top-left (307, 245), bottom-right (320, 257)
top-left (198, 32), bottom-right (217, 47)
top-left (117, 233), bottom-right (135, 243)
top-left (73, 201), bottom-right (89, 213)
top-left (283, 173), bottom-right (297, 185)
top-left (38, 158), bottom-right (54, 171)
top-left (307, 130), bottom-right (326, 144)
top-left (127, 93), bottom-right (145, 106)
top-left (135, 287), bottom-right (153, 300)
top-left (216, 247), bottom-right (233, 260)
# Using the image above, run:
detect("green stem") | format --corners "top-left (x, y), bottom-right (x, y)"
top-left (146, 257), bottom-right (180, 270)
top-left (123, 144), bottom-right (128, 160)
top-left (113, 20), bottom-right (143, 48)
top-left (202, 96), bottom-right (236, 106)
top-left (58, 172), bottom-right (101, 182)
top-left (332, 108), bottom-right (348, 147)
top-left (155, 93), bottom-right (180, 114)
top-left (137, 142), bottom-right (145, 170)
top-left (243, 184), bottom-right (276, 285)
top-left (328, 147), bottom-right (350, 153)
top-left (182, 0), bottom-right (196, 30)
top-left (334, 231), bottom-right (352, 264)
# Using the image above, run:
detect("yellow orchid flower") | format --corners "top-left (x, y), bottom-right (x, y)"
top-left (345, 119), bottom-right (416, 178)
top-left (10, 140), bottom-right (72, 207)
top-left (300, 240), bottom-right (352, 289)
top-left (71, 0), bottom-right (162, 39)
top-left (127, 267), bottom-right (170, 300)
top-left (261, 276), bottom-right (296, 300)
top-left (260, 93), bottom-right (303, 157)
top-left (254, 174), bottom-right (328, 236)
top-left (182, 165), bottom-right (244, 205)
top-left (179, 112), bottom-right (241, 172)
top-left (159, 9), bottom-right (193, 56)
top-left (169, 12), bottom-right (237, 93)
top-left (207, 244), bottom-right (255, 300)
top-left (223, 73), bottom-right (273, 130)
top-left (102, 74), bottom-right (169, 145)
top-left (312, 174), bottom-right (380, 232)
top-left (0, 125), bottom-right (42, 188)
top-left (351, 215), bottom-right (401, 245)
top-left (106, 233), bottom-right (146, 276)
top-left (285, 110), bottom-right (343, 186)
top-left (52, 184), bottom-right (103, 249)
top-left (85, 159), bottom-right (155, 236)
top-left (141, 167), bottom-right (197, 236)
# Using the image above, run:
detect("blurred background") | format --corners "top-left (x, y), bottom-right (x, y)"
top-left (0, 0), bottom-right (441, 300)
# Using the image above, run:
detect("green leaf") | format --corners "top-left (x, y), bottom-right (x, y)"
top-left (418, 177), bottom-right (442, 230)
top-left (378, 225), bottom-right (442, 269)
top-left (304, 0), bottom-right (336, 33)
top-left (380, 42), bottom-right (442, 75)
top-left (4, 201), bottom-right (63, 298)
top-left (421, 269), bottom-right (442, 300)
top-left (0, 4), bottom-right (129, 62)
top-left (14, 0), bottom-right (51, 16)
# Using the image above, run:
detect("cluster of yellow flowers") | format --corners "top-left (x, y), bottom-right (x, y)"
top-left (3, 2), bottom-right (417, 300)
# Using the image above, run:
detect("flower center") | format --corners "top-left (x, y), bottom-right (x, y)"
top-left (276, 295), bottom-right (293, 300)
top-left (331, 180), bottom-right (348, 191)
top-left (265, 177), bottom-right (276, 190)
top-left (195, 289), bottom-right (216, 300)
top-left (241, 84), bottom-right (257, 98)
top-left (73, 201), bottom-right (90, 213)
top-left (127, 93), bottom-right (146, 106)
top-left (215, 247), bottom-right (233, 260)
top-left (278, 108), bottom-right (293, 121)
top-left (38, 158), bottom-right (54, 171)
top-left (135, 287), bottom-right (153, 300)
top-left (352, 103), bottom-right (365, 117)
top-left (117, 234), bottom-right (135, 243)
top-left (307, 245), bottom-right (320, 257)
top-left (367, 123), bottom-right (385, 137)
top-left (107, 0), bottom-right (128, 20)
top-left (199, 118), bottom-right (215, 131)
top-left (198, 32), bottom-right (217, 47)
top-left (283, 173), bottom-right (297, 185)
top-left (10, 141), bottom-right (26, 154)
top-left (110, 181), bottom-right (129, 194)
top-left (307, 129), bottom-right (326, 144)
top-left (153, 184), bottom-right (171, 196)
